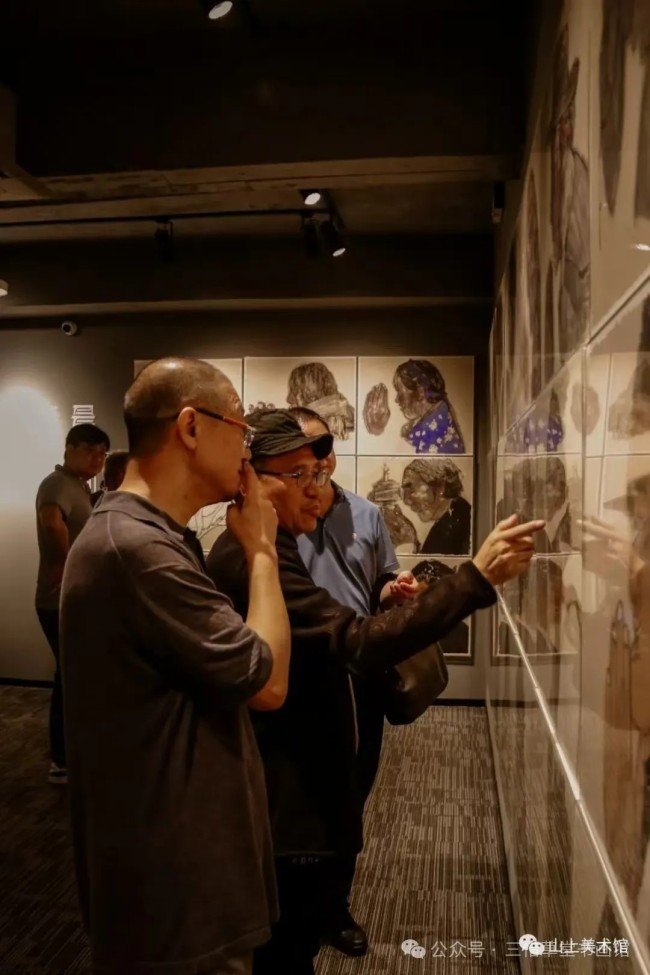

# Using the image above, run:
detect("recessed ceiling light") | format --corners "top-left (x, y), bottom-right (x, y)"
top-left (0, 280), bottom-right (8, 297)
top-left (202, 1), bottom-right (234, 21)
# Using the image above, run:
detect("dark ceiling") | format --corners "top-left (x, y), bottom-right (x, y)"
top-left (0, 0), bottom-right (531, 318)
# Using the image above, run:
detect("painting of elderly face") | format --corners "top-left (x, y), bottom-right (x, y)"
top-left (401, 459), bottom-right (472, 555)
top-left (357, 456), bottom-right (473, 556)
top-left (356, 356), bottom-right (474, 456)
top-left (244, 356), bottom-right (357, 454)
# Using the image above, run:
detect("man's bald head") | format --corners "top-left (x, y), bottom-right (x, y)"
top-left (124, 357), bottom-right (239, 457)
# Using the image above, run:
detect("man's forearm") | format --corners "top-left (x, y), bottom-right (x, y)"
top-left (346, 562), bottom-right (496, 675)
top-left (245, 551), bottom-right (291, 710)
top-left (43, 525), bottom-right (70, 571)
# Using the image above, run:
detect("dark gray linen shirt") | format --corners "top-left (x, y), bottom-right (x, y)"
top-left (60, 491), bottom-right (277, 975)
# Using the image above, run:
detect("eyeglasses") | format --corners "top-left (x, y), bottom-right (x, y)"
top-left (255, 468), bottom-right (332, 489)
top-left (166, 406), bottom-right (255, 448)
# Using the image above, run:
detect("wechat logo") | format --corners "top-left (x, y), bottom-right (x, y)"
top-left (519, 934), bottom-right (545, 956)
top-left (402, 939), bottom-right (426, 959)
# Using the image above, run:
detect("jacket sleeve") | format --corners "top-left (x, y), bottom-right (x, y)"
top-left (279, 546), bottom-right (495, 676)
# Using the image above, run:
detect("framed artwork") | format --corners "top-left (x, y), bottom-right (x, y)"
top-left (191, 503), bottom-right (229, 555)
top-left (545, 18), bottom-right (591, 358)
top-left (356, 356), bottom-right (474, 456)
top-left (244, 356), bottom-right (357, 454)
top-left (591, 0), bottom-right (650, 331)
top-left (497, 452), bottom-right (582, 553)
top-left (356, 455), bottom-right (474, 556)
top-left (493, 555), bottom-right (582, 667)
top-left (492, 290), bottom-right (506, 438)
top-left (598, 277), bottom-right (650, 452)
top-left (330, 456), bottom-right (356, 493)
top-left (397, 555), bottom-right (472, 662)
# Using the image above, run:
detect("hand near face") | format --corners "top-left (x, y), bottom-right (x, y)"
top-left (363, 383), bottom-right (391, 435)
top-left (226, 462), bottom-right (278, 561)
top-left (473, 514), bottom-right (546, 587)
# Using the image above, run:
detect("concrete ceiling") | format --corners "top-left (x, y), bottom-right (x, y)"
top-left (0, 0), bottom-right (530, 319)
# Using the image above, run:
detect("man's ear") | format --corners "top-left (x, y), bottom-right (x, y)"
top-left (176, 407), bottom-right (198, 450)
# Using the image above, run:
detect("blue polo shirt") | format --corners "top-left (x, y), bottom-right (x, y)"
top-left (297, 484), bottom-right (399, 616)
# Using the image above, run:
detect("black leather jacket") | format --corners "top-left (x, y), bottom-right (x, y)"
top-left (206, 528), bottom-right (495, 857)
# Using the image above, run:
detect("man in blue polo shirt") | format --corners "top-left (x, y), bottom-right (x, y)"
top-left (290, 406), bottom-right (418, 958)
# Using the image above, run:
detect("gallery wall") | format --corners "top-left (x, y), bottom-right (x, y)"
top-left (0, 304), bottom-right (492, 699)
top-left (488, 0), bottom-right (650, 967)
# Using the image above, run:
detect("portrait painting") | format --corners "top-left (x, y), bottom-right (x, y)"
top-left (525, 165), bottom-right (543, 401)
top-left (244, 357), bottom-right (357, 454)
top-left (591, 0), bottom-right (650, 329)
top-left (498, 452), bottom-right (581, 553)
top-left (356, 356), bottom-right (474, 456)
top-left (328, 455), bottom-right (356, 494)
top-left (604, 285), bottom-right (650, 453)
top-left (356, 455), bottom-right (474, 556)
top-left (545, 22), bottom-right (591, 357)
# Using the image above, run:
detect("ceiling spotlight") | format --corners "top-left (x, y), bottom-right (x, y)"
top-left (0, 279), bottom-right (7, 297)
top-left (320, 219), bottom-right (346, 258)
top-left (302, 217), bottom-right (321, 259)
top-left (300, 189), bottom-right (322, 207)
top-left (201, 0), bottom-right (234, 20)
top-left (635, 243), bottom-right (650, 252)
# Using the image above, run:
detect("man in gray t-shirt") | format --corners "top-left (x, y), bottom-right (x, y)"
top-left (35, 422), bottom-right (110, 784)
top-left (61, 358), bottom-right (292, 975)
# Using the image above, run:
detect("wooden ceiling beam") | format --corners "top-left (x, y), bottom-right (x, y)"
top-left (0, 155), bottom-right (517, 225)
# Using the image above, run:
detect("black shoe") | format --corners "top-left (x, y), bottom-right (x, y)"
top-left (321, 908), bottom-right (368, 957)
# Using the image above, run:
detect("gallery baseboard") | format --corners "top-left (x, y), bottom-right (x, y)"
top-left (435, 698), bottom-right (485, 707)
top-left (0, 681), bottom-right (486, 707)
top-left (0, 678), bottom-right (53, 688)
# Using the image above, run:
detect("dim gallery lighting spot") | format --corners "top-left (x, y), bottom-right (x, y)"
top-left (0, 385), bottom-right (64, 504)
top-left (300, 189), bottom-right (322, 207)
top-left (0, 279), bottom-right (8, 297)
top-left (205, 0), bottom-right (233, 19)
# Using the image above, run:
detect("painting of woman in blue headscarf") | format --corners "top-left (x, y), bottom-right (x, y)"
top-left (392, 359), bottom-right (466, 454)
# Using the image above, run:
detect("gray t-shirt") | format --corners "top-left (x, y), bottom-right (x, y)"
top-left (35, 465), bottom-right (93, 610)
top-left (60, 491), bottom-right (277, 973)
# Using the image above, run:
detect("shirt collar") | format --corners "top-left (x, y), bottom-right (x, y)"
top-left (96, 490), bottom-right (197, 545)
top-left (320, 480), bottom-right (346, 522)
top-left (54, 464), bottom-right (90, 494)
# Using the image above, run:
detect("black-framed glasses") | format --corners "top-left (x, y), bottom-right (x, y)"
top-left (255, 468), bottom-right (332, 489)
top-left (166, 407), bottom-right (255, 448)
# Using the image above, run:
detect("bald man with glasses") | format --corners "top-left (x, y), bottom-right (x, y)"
top-left (59, 359), bottom-right (291, 975)
top-left (206, 408), bottom-right (544, 975)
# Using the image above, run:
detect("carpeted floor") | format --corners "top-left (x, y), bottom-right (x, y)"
top-left (0, 688), bottom-right (519, 974)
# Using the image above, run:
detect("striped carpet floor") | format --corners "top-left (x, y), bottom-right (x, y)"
top-left (0, 688), bottom-right (519, 974)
